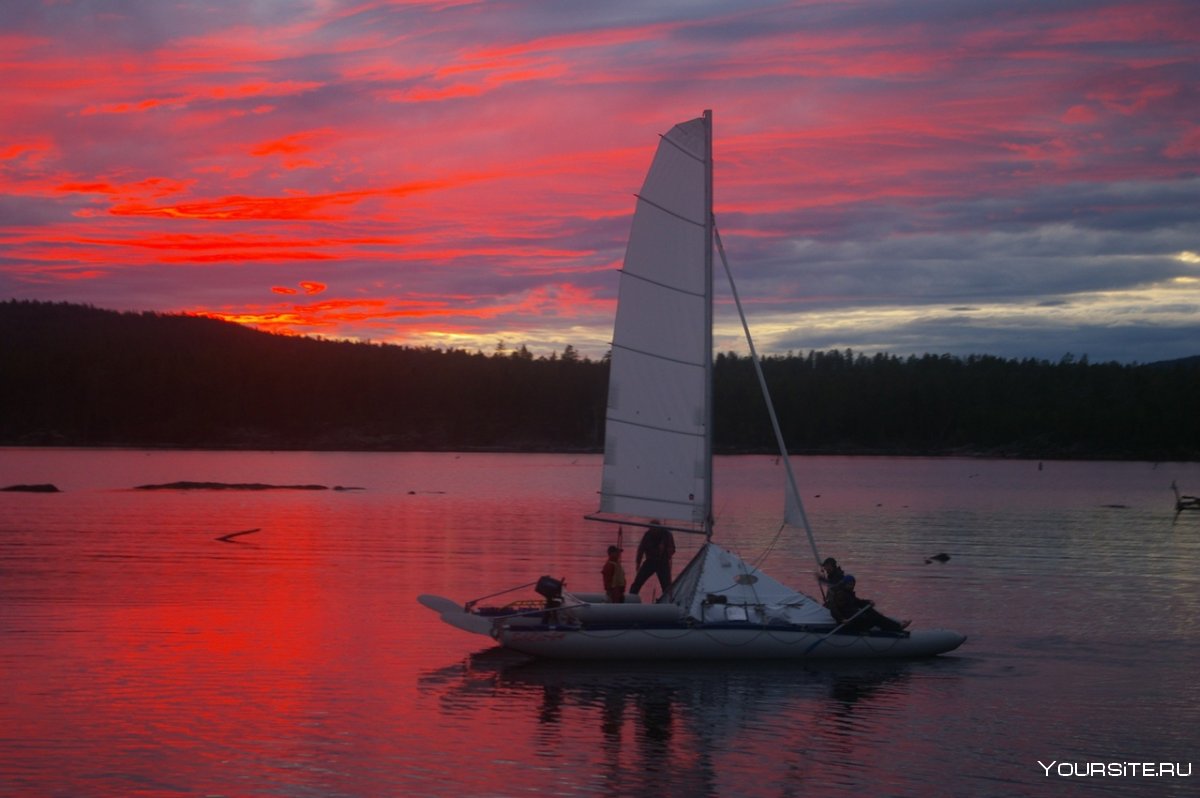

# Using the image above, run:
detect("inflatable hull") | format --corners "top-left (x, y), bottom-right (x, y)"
top-left (420, 594), bottom-right (966, 660)
top-left (497, 625), bottom-right (965, 660)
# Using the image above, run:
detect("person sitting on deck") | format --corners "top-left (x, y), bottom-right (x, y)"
top-left (825, 574), bottom-right (911, 634)
top-left (817, 557), bottom-right (845, 611)
top-left (817, 557), bottom-right (844, 590)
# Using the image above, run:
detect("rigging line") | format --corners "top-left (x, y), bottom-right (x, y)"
top-left (566, 626), bottom-right (871, 651)
top-left (803, 604), bottom-right (874, 654)
top-left (464, 580), bottom-right (539, 609)
top-left (747, 520), bottom-right (788, 577)
top-left (709, 523), bottom-right (771, 589)
top-left (707, 532), bottom-right (774, 604)
top-left (634, 193), bottom-right (706, 227)
top-left (574, 627), bottom-right (696, 641)
top-left (714, 222), bottom-right (823, 568)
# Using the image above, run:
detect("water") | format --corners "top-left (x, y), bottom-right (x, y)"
top-left (2, 449), bottom-right (1197, 796)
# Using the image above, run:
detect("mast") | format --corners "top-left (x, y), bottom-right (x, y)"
top-left (702, 109), bottom-right (714, 540)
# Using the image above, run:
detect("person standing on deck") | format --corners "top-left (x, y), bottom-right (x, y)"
top-left (628, 522), bottom-right (676, 598)
top-left (602, 545), bottom-right (626, 603)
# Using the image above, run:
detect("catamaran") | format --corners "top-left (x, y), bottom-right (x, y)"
top-left (420, 111), bottom-right (966, 659)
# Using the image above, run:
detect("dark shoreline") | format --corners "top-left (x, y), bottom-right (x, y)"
top-left (5, 302), bottom-right (1199, 465)
top-left (3, 440), bottom-right (1195, 463)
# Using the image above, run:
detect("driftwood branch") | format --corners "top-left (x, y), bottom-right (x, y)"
top-left (215, 528), bottom-right (262, 543)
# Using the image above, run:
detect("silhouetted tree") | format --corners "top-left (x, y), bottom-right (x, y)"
top-left (1, 300), bottom-right (1197, 459)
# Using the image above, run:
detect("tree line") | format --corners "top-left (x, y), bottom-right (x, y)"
top-left (1, 300), bottom-right (1197, 459)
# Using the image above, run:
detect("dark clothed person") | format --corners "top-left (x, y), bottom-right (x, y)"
top-left (629, 523), bottom-right (676, 597)
top-left (825, 574), bottom-right (909, 634)
top-left (818, 556), bottom-right (844, 595)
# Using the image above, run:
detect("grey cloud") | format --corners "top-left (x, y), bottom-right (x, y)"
top-left (771, 314), bottom-right (1200, 365)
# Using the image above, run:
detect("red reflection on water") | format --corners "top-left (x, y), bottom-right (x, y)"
top-left (7, 452), bottom-right (1193, 795)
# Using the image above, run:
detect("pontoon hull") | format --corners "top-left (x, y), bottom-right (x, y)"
top-left (496, 625), bottom-right (966, 660)
top-left (421, 594), bottom-right (965, 660)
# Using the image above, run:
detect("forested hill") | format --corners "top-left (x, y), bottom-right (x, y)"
top-left (2, 300), bottom-right (1197, 460)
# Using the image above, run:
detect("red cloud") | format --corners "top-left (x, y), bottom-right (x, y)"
top-left (1, 139), bottom-right (56, 165)
top-left (79, 81), bottom-right (324, 116)
top-left (109, 192), bottom-right (370, 221)
top-left (103, 171), bottom-right (498, 222)
top-left (1062, 105), bottom-right (1099, 124)
top-left (1165, 126), bottom-right (1200, 158)
top-left (271, 281), bottom-right (326, 296)
top-left (183, 282), bottom-right (611, 343)
top-left (55, 177), bottom-right (190, 199)
top-left (249, 129), bottom-right (332, 161)
top-left (251, 136), bottom-right (311, 157)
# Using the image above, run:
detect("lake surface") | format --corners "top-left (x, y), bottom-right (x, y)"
top-left (2, 449), bottom-right (1197, 796)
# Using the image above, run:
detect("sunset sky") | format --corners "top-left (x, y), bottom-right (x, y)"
top-left (2, 0), bottom-right (1198, 363)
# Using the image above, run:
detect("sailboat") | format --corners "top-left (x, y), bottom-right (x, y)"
top-left (420, 111), bottom-right (966, 659)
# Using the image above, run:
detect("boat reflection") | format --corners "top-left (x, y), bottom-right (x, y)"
top-left (419, 650), bottom-right (966, 796)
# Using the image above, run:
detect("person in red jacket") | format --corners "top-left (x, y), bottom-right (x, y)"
top-left (601, 545), bottom-right (626, 603)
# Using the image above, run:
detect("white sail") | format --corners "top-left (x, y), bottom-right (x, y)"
top-left (597, 115), bottom-right (711, 527)
top-left (668, 543), bottom-right (831, 625)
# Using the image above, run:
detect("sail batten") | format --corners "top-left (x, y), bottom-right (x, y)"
top-left (610, 342), bottom-right (705, 369)
top-left (607, 417), bottom-right (705, 438)
top-left (617, 268), bottom-right (707, 299)
top-left (598, 491), bottom-right (698, 509)
top-left (634, 194), bottom-right (706, 227)
top-left (657, 131), bottom-right (706, 163)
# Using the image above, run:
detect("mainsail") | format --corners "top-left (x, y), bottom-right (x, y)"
top-left (597, 114), bottom-right (712, 530)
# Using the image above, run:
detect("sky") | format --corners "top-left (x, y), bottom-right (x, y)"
top-left (2, 0), bottom-right (1198, 364)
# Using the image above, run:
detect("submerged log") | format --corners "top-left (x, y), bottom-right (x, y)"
top-left (1172, 481), bottom-right (1199, 522)
top-left (216, 528), bottom-right (262, 543)
top-left (134, 482), bottom-right (330, 491)
top-left (2, 483), bottom-right (61, 493)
